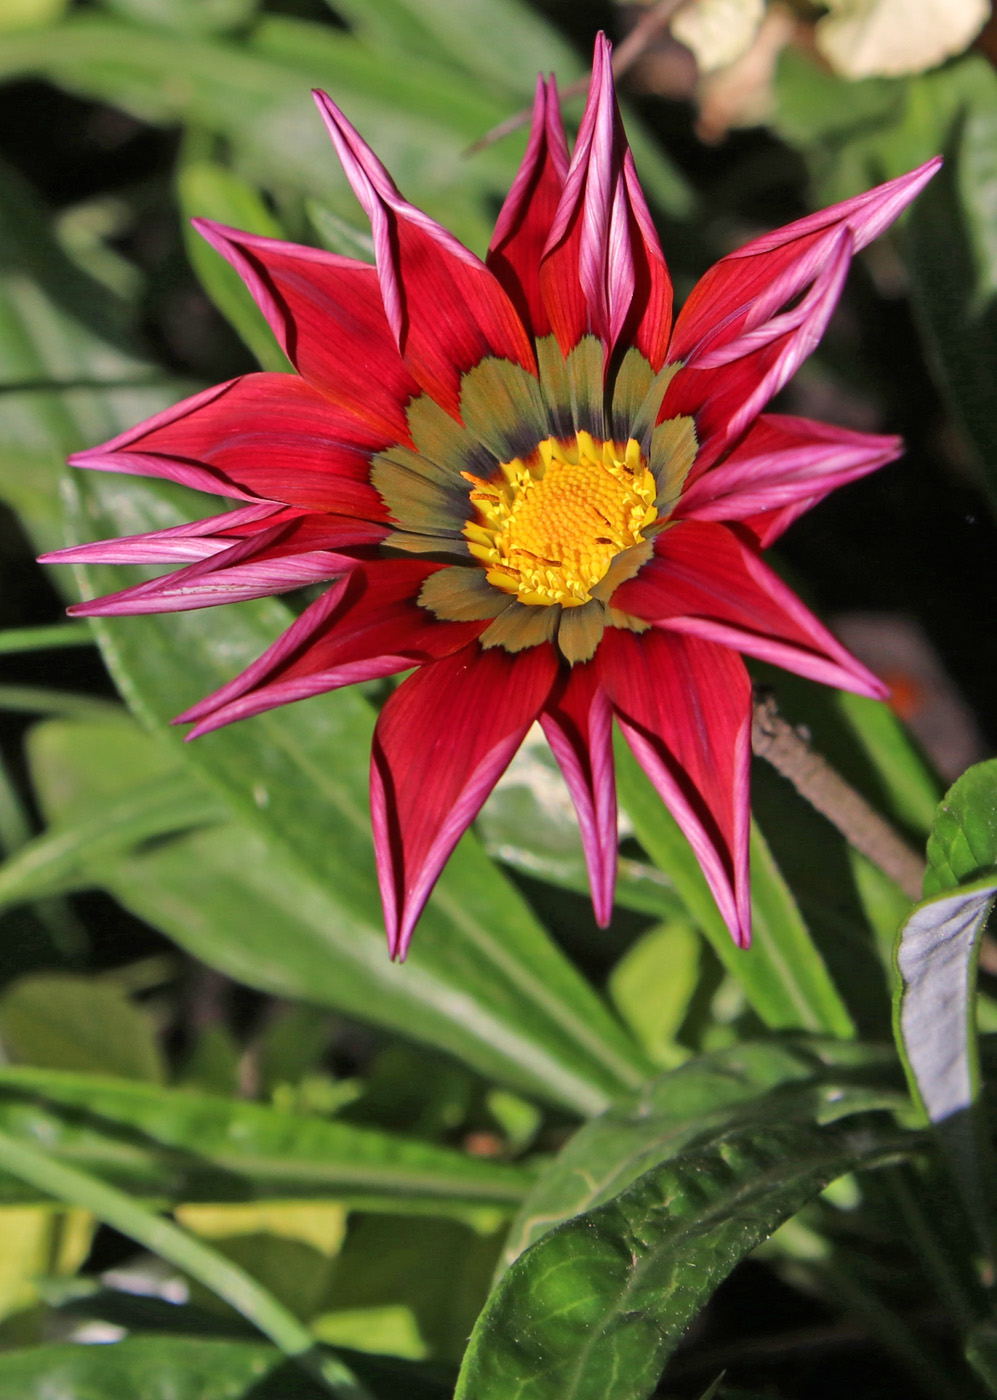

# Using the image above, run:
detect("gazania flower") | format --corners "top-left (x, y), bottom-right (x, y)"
top-left (44, 36), bottom-right (938, 958)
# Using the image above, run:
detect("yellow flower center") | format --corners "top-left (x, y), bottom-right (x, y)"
top-left (462, 432), bottom-right (658, 608)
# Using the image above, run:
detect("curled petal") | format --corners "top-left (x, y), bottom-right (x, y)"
top-left (488, 75), bottom-right (570, 339)
top-left (40, 503), bottom-right (295, 565)
top-left (193, 221), bottom-right (418, 444)
top-left (668, 157), bottom-right (941, 364)
top-left (179, 560), bottom-right (482, 736)
top-left (598, 627), bottom-right (752, 947)
top-left (677, 413), bottom-right (902, 530)
top-left (540, 33), bottom-right (672, 367)
top-left (67, 516), bottom-right (379, 617)
top-left (540, 664), bottom-right (617, 927)
top-left (313, 89), bottom-right (536, 416)
top-left (371, 643), bottom-right (558, 958)
top-left (615, 519), bottom-right (887, 698)
top-left (663, 228), bottom-right (853, 472)
top-left (67, 374), bottom-right (388, 518)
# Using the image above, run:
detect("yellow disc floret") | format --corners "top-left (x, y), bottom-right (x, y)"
top-left (462, 432), bottom-right (658, 608)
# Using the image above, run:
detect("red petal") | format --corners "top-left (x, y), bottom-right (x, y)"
top-left (668, 158), bottom-right (941, 364)
top-left (540, 34), bottom-right (672, 367)
top-left (179, 560), bottom-right (482, 736)
top-left (487, 75), bottom-right (569, 339)
top-left (615, 519), bottom-right (887, 698)
top-left (371, 643), bottom-right (558, 958)
top-left (313, 90), bottom-right (536, 417)
top-left (193, 220), bottom-right (418, 444)
top-left (598, 627), bottom-right (751, 947)
top-left (677, 413), bottom-right (902, 529)
top-left (662, 228), bottom-right (853, 473)
top-left (540, 663), bottom-right (617, 927)
top-left (68, 374), bottom-right (388, 518)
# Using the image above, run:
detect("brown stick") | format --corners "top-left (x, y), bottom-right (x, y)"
top-left (751, 691), bottom-right (926, 901)
top-left (464, 0), bottom-right (688, 156)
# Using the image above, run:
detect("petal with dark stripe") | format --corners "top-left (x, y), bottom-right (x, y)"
top-left (179, 561), bottom-right (482, 736)
top-left (614, 519), bottom-right (887, 697)
top-left (371, 643), bottom-right (558, 958)
top-left (540, 664), bottom-right (617, 927)
top-left (313, 90), bottom-right (536, 417)
top-left (676, 413), bottom-right (902, 532)
top-left (68, 374), bottom-right (389, 518)
top-left (487, 75), bottom-right (569, 339)
top-left (598, 627), bottom-right (752, 947)
top-left (192, 221), bottom-right (418, 444)
top-left (540, 34), bottom-right (672, 368)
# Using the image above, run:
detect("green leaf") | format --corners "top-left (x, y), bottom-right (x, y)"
top-left (925, 758), bottom-right (997, 895)
top-left (607, 922), bottom-right (701, 1064)
top-left (456, 1114), bottom-right (909, 1399)
top-left (101, 0), bottom-right (258, 35)
top-left (0, 773), bottom-right (224, 910)
top-left (0, 157), bottom-right (183, 553)
top-left (967, 1320), bottom-right (997, 1395)
top-left (0, 1338), bottom-right (329, 1400)
top-left (65, 472), bottom-right (649, 1114)
top-left (0, 1066), bottom-right (533, 1216)
top-left (176, 155), bottom-right (290, 372)
top-left (499, 1038), bottom-right (902, 1271)
top-left (0, 974), bottom-right (165, 1082)
top-left (615, 736), bottom-right (855, 1036)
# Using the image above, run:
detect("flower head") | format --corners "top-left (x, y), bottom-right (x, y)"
top-left (44, 36), bottom-right (939, 958)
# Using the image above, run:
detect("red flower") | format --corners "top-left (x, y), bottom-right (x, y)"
top-left (44, 37), bottom-right (938, 958)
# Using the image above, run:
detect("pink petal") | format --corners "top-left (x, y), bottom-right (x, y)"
top-left (179, 560), bottom-right (483, 736)
top-left (40, 503), bottom-right (294, 565)
top-left (598, 627), bottom-right (752, 947)
top-left (662, 228), bottom-right (854, 474)
top-left (540, 663), bottom-right (617, 927)
top-left (540, 34), bottom-right (672, 368)
top-left (487, 75), bottom-right (569, 339)
top-left (313, 90), bottom-right (536, 417)
top-left (192, 220), bottom-right (418, 445)
top-left (68, 374), bottom-right (388, 518)
top-left (668, 157), bottom-right (941, 364)
top-left (677, 413), bottom-right (902, 526)
top-left (614, 519), bottom-right (887, 698)
top-left (371, 642), bottom-right (559, 958)
top-left (67, 515), bottom-right (376, 617)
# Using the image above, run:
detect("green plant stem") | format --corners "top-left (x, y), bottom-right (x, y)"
top-left (0, 1127), bottom-right (373, 1400)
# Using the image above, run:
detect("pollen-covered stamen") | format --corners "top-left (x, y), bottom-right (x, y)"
top-left (463, 431), bottom-right (657, 607)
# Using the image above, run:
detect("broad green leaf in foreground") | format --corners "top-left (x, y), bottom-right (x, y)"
top-left (499, 1038), bottom-right (902, 1270)
top-left (0, 1067), bottom-right (532, 1216)
top-left (64, 473), bottom-right (650, 1114)
top-left (456, 1115), bottom-right (910, 1400)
